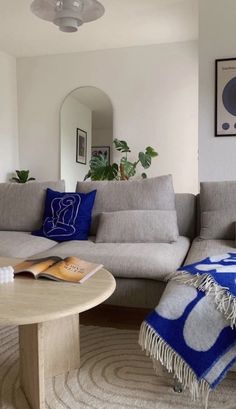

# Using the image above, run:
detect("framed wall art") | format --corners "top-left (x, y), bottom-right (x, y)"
top-left (91, 146), bottom-right (110, 164)
top-left (76, 128), bottom-right (87, 164)
top-left (215, 58), bottom-right (236, 136)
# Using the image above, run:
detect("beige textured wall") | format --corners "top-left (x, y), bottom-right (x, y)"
top-left (0, 52), bottom-right (18, 182)
top-left (17, 41), bottom-right (198, 192)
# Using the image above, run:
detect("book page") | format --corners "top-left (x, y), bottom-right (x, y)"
top-left (40, 256), bottom-right (103, 283)
top-left (14, 257), bottom-right (61, 277)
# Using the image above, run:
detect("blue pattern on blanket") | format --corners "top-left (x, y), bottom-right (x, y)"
top-left (178, 252), bottom-right (236, 297)
top-left (139, 253), bottom-right (236, 404)
top-left (146, 291), bottom-right (236, 386)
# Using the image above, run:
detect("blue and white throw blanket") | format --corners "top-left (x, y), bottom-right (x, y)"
top-left (139, 253), bottom-right (236, 407)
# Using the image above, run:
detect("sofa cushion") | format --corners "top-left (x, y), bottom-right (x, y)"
top-left (0, 231), bottom-right (57, 258)
top-left (32, 188), bottom-right (97, 241)
top-left (0, 181), bottom-right (65, 232)
top-left (32, 236), bottom-right (190, 281)
top-left (76, 175), bottom-right (175, 235)
top-left (184, 237), bottom-right (236, 265)
top-left (96, 210), bottom-right (179, 243)
top-left (175, 193), bottom-right (196, 239)
top-left (200, 180), bottom-right (236, 239)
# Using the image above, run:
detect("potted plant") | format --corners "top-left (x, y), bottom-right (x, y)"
top-left (11, 170), bottom-right (36, 183)
top-left (84, 139), bottom-right (158, 181)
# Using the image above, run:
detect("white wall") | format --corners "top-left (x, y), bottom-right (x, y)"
top-left (199, 0), bottom-right (236, 182)
top-left (17, 41), bottom-right (198, 193)
top-left (61, 96), bottom-right (92, 191)
top-left (0, 52), bottom-right (18, 182)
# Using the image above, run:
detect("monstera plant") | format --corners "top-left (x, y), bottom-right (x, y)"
top-left (11, 170), bottom-right (36, 183)
top-left (84, 139), bottom-right (158, 181)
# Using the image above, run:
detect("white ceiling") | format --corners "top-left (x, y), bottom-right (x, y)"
top-left (0, 0), bottom-right (198, 58)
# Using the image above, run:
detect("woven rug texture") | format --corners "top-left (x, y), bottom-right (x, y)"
top-left (0, 325), bottom-right (235, 409)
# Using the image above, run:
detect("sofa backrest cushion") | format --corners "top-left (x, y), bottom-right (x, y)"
top-left (200, 180), bottom-right (236, 239)
top-left (175, 193), bottom-right (196, 239)
top-left (77, 175), bottom-right (176, 236)
top-left (0, 180), bottom-right (65, 232)
top-left (95, 210), bottom-right (179, 243)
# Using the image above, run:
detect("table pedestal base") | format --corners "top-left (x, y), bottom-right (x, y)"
top-left (19, 314), bottom-right (80, 409)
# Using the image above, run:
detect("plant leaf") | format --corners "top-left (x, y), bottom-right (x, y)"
top-left (89, 154), bottom-right (118, 181)
top-left (145, 146), bottom-right (158, 158)
top-left (13, 170), bottom-right (35, 183)
top-left (17, 170), bottom-right (29, 177)
top-left (90, 154), bottom-right (108, 170)
top-left (120, 157), bottom-right (136, 178)
top-left (114, 139), bottom-right (131, 153)
top-left (84, 170), bottom-right (92, 181)
top-left (15, 170), bottom-right (29, 183)
top-left (11, 177), bottom-right (20, 183)
top-left (107, 163), bottom-right (119, 180)
top-left (139, 152), bottom-right (152, 169)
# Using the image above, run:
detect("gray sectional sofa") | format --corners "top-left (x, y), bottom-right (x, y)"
top-left (0, 176), bottom-right (236, 311)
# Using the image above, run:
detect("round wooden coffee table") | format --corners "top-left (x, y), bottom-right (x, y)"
top-left (0, 257), bottom-right (116, 409)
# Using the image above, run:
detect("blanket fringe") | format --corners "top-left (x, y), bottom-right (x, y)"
top-left (168, 271), bottom-right (236, 328)
top-left (139, 321), bottom-right (210, 409)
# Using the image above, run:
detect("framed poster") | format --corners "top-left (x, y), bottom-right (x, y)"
top-left (76, 128), bottom-right (87, 164)
top-left (91, 146), bottom-right (110, 164)
top-left (215, 58), bottom-right (236, 136)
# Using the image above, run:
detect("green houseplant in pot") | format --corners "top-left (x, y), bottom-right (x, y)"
top-left (11, 170), bottom-right (36, 183)
top-left (84, 139), bottom-right (158, 181)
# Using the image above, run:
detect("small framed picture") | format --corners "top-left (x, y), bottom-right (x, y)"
top-left (215, 58), bottom-right (236, 136)
top-left (91, 146), bottom-right (110, 164)
top-left (76, 128), bottom-right (87, 164)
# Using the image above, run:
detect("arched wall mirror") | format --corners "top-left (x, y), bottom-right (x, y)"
top-left (60, 86), bottom-right (113, 191)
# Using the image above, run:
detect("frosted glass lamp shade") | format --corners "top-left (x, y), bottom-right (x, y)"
top-left (31, 0), bottom-right (105, 32)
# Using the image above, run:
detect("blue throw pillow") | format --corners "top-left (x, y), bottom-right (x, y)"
top-left (32, 188), bottom-right (97, 242)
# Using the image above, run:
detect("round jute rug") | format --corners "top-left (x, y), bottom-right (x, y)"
top-left (0, 325), bottom-right (235, 409)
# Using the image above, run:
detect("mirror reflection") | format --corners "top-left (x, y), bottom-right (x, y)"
top-left (60, 86), bottom-right (113, 190)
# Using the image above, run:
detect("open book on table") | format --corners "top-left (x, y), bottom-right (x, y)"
top-left (13, 256), bottom-right (103, 284)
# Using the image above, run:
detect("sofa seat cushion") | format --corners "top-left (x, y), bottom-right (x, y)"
top-left (0, 231), bottom-right (57, 258)
top-left (32, 236), bottom-right (190, 281)
top-left (184, 237), bottom-right (236, 265)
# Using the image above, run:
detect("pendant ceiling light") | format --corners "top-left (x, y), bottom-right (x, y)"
top-left (30, 0), bottom-right (105, 33)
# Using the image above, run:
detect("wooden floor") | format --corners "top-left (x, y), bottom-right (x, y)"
top-left (80, 305), bottom-right (151, 330)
